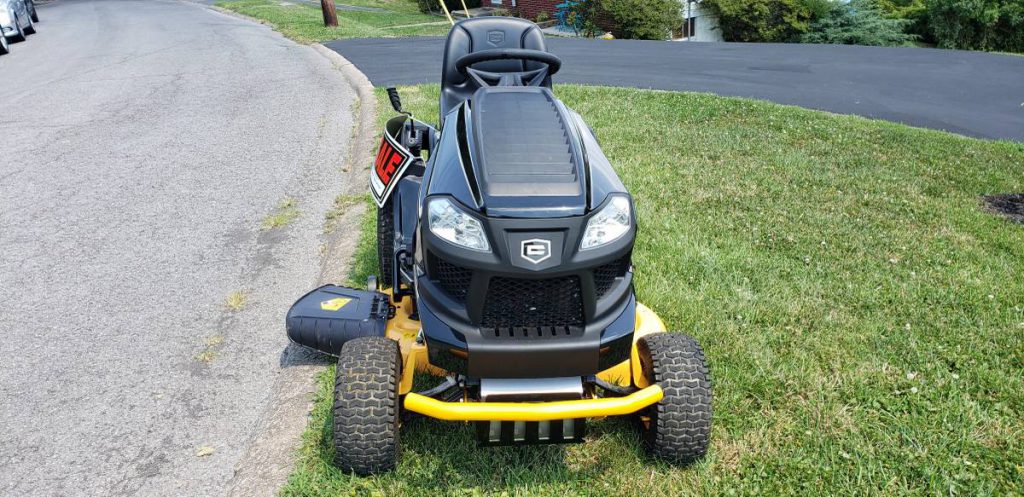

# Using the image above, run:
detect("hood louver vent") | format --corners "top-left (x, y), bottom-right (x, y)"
top-left (469, 88), bottom-right (586, 217)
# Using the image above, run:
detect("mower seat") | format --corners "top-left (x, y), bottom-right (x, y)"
top-left (440, 17), bottom-right (550, 123)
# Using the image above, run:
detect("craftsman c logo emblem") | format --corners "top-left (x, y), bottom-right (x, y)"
top-left (487, 30), bottom-right (505, 46)
top-left (521, 239), bottom-right (551, 264)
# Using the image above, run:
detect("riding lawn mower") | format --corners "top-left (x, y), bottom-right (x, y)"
top-left (286, 17), bottom-right (712, 475)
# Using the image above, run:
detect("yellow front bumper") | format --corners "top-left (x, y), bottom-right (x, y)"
top-left (403, 384), bottom-right (664, 422)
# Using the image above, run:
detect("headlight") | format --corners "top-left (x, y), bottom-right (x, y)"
top-left (427, 198), bottom-right (490, 252)
top-left (580, 196), bottom-right (632, 250)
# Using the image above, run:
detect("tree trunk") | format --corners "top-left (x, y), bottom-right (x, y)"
top-left (321, 0), bottom-right (338, 27)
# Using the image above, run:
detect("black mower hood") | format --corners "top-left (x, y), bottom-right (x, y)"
top-left (426, 87), bottom-right (626, 218)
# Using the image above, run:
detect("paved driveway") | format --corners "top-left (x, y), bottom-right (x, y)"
top-left (326, 37), bottom-right (1024, 141)
top-left (0, 1), bottom-right (353, 496)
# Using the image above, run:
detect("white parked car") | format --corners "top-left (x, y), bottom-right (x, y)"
top-left (0, 0), bottom-right (36, 54)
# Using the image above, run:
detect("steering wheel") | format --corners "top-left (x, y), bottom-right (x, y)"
top-left (455, 49), bottom-right (562, 88)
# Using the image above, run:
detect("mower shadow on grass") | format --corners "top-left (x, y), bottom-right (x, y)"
top-left (311, 410), bottom-right (652, 486)
top-left (303, 370), bottom-right (654, 488)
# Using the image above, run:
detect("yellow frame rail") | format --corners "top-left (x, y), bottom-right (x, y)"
top-left (404, 385), bottom-right (664, 421)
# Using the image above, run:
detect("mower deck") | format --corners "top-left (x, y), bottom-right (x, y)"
top-left (290, 285), bottom-right (668, 414)
top-left (287, 285), bottom-right (669, 417)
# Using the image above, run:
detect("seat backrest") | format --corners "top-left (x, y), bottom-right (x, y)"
top-left (440, 17), bottom-right (549, 123)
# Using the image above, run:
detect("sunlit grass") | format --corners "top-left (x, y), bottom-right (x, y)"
top-left (216, 0), bottom-right (451, 43)
top-left (283, 85), bottom-right (1024, 496)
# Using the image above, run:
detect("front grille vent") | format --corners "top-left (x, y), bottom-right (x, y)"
top-left (481, 325), bottom-right (584, 340)
top-left (593, 256), bottom-right (631, 298)
top-left (434, 259), bottom-right (473, 302)
top-left (481, 276), bottom-right (584, 329)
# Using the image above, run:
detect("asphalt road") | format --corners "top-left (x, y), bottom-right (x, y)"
top-left (0, 1), bottom-right (354, 496)
top-left (326, 37), bottom-right (1024, 141)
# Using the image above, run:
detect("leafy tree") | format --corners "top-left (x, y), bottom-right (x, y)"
top-left (701, 0), bottom-right (833, 42)
top-left (877, 0), bottom-right (927, 17)
top-left (875, 0), bottom-right (929, 37)
top-left (600, 0), bottom-right (684, 40)
top-left (925, 0), bottom-right (1024, 52)
top-left (802, 0), bottom-right (916, 46)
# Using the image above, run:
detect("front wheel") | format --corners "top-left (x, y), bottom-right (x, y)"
top-left (0, 33), bottom-right (9, 55)
top-left (332, 336), bottom-right (401, 475)
top-left (637, 332), bottom-right (712, 464)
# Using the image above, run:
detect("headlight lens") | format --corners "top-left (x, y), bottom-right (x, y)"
top-left (580, 196), bottom-right (632, 250)
top-left (427, 198), bottom-right (490, 252)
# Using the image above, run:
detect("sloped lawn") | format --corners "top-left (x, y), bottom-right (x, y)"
top-left (283, 84), bottom-right (1024, 496)
top-left (217, 0), bottom-right (450, 42)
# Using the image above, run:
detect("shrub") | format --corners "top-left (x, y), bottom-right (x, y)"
top-left (925, 0), bottom-right (1024, 52)
top-left (536, 10), bottom-right (551, 23)
top-left (565, 0), bottom-right (604, 37)
top-left (600, 0), bottom-right (683, 40)
top-left (702, 0), bottom-right (832, 42)
top-left (802, 0), bottom-right (916, 46)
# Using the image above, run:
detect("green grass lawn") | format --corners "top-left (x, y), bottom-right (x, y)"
top-left (216, 0), bottom-right (451, 43)
top-left (282, 85), bottom-right (1024, 496)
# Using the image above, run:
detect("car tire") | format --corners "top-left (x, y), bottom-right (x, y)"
top-left (637, 332), bottom-right (713, 465)
top-left (11, 15), bottom-right (26, 42)
top-left (30, 4), bottom-right (38, 23)
top-left (0, 33), bottom-right (9, 55)
top-left (376, 199), bottom-right (395, 288)
top-left (332, 336), bottom-right (401, 475)
top-left (24, 16), bottom-right (35, 35)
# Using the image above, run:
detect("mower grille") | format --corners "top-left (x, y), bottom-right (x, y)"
top-left (434, 259), bottom-right (473, 302)
top-left (593, 256), bottom-right (631, 298)
top-left (480, 276), bottom-right (584, 329)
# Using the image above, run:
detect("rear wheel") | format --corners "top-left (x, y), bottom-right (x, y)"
top-left (0, 33), bottom-right (9, 55)
top-left (24, 16), bottom-right (35, 35)
top-left (376, 199), bottom-right (395, 288)
top-left (30, 2), bottom-right (39, 23)
top-left (332, 336), bottom-right (401, 475)
top-left (637, 332), bottom-right (712, 464)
